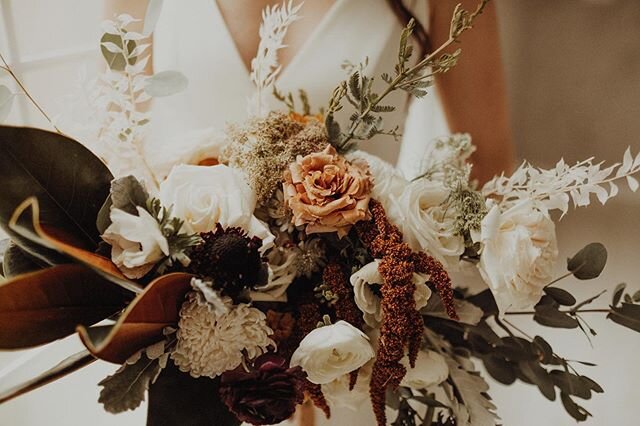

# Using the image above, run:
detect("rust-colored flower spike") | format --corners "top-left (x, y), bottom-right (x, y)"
top-left (413, 252), bottom-right (459, 321)
top-left (323, 262), bottom-right (364, 331)
top-left (355, 199), bottom-right (458, 426)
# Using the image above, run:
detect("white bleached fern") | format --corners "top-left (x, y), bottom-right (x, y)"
top-left (483, 148), bottom-right (640, 215)
top-left (61, 15), bottom-right (158, 191)
top-left (248, 0), bottom-right (302, 117)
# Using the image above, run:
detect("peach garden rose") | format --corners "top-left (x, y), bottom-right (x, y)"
top-left (283, 145), bottom-right (372, 237)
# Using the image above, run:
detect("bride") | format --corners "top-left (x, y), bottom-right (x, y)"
top-left (106, 0), bottom-right (513, 183)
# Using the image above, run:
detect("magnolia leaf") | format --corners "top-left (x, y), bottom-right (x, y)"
top-left (147, 362), bottom-right (240, 426)
top-left (544, 287), bottom-right (577, 306)
top-left (145, 71), bottom-right (188, 97)
top-left (608, 303), bottom-right (640, 333)
top-left (101, 33), bottom-right (137, 72)
top-left (0, 85), bottom-right (14, 123)
top-left (445, 358), bottom-right (499, 426)
top-left (77, 273), bottom-right (193, 364)
top-left (2, 241), bottom-right (46, 277)
top-left (99, 353), bottom-right (163, 413)
top-left (0, 349), bottom-right (95, 404)
top-left (10, 197), bottom-right (142, 294)
top-left (143, 0), bottom-right (165, 35)
top-left (0, 126), bottom-right (113, 263)
top-left (0, 264), bottom-right (128, 348)
top-left (567, 242), bottom-right (607, 280)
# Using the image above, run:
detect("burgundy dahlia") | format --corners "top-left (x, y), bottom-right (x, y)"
top-left (219, 354), bottom-right (305, 425)
top-left (187, 224), bottom-right (267, 298)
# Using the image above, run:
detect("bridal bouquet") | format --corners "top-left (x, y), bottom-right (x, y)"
top-left (1, 2), bottom-right (640, 425)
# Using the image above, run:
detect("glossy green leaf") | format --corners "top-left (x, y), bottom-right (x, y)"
top-left (101, 33), bottom-right (137, 71)
top-left (0, 126), bottom-right (113, 263)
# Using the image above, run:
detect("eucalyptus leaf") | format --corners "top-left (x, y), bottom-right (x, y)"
top-left (612, 283), bottom-right (626, 307)
top-left (519, 360), bottom-right (555, 401)
top-left (145, 71), bottom-right (188, 97)
top-left (550, 371), bottom-right (592, 399)
top-left (482, 355), bottom-right (516, 385)
top-left (567, 242), bottom-right (607, 280)
top-left (143, 0), bottom-right (165, 36)
top-left (532, 336), bottom-right (554, 364)
top-left (544, 287), bottom-right (577, 306)
top-left (101, 33), bottom-right (137, 72)
top-left (421, 297), bottom-right (483, 325)
top-left (0, 126), bottom-right (113, 262)
top-left (608, 303), bottom-right (640, 333)
top-left (99, 353), bottom-right (163, 413)
top-left (0, 85), bottom-right (14, 123)
top-left (533, 305), bottom-right (579, 329)
top-left (560, 392), bottom-right (591, 422)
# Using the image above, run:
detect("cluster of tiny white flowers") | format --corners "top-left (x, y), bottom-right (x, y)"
top-left (171, 289), bottom-right (275, 378)
top-left (483, 148), bottom-right (640, 216)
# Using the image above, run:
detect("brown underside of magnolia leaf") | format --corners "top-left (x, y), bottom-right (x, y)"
top-left (0, 264), bottom-right (128, 349)
top-left (77, 272), bottom-right (194, 364)
top-left (9, 197), bottom-right (143, 294)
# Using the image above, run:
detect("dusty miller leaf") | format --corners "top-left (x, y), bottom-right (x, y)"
top-left (445, 358), bottom-right (499, 426)
top-left (98, 353), bottom-right (162, 413)
top-left (143, 0), bottom-right (164, 36)
top-left (145, 71), bottom-right (188, 97)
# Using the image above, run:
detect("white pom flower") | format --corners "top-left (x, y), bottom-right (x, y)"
top-left (350, 260), bottom-right (432, 327)
top-left (102, 206), bottom-right (169, 279)
top-left (172, 291), bottom-right (275, 378)
top-left (478, 201), bottom-right (559, 314)
top-left (290, 321), bottom-right (374, 384)
top-left (400, 350), bottom-right (449, 389)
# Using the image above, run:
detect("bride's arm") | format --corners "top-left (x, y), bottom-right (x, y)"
top-left (103, 0), bottom-right (153, 75)
top-left (429, 0), bottom-right (514, 183)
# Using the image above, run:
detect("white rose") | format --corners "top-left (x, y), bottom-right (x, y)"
top-left (478, 201), bottom-right (559, 314)
top-left (388, 179), bottom-right (465, 269)
top-left (346, 150), bottom-right (407, 211)
top-left (102, 206), bottom-right (169, 279)
top-left (290, 320), bottom-right (375, 384)
top-left (400, 350), bottom-right (449, 389)
top-left (149, 127), bottom-right (228, 180)
top-left (159, 164), bottom-right (273, 249)
top-left (350, 260), bottom-right (432, 327)
top-left (322, 361), bottom-right (373, 410)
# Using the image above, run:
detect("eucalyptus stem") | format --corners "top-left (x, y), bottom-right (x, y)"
top-left (0, 52), bottom-right (62, 133)
top-left (506, 308), bottom-right (610, 316)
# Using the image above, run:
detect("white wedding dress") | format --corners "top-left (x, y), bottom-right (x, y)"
top-left (149, 0), bottom-right (449, 179)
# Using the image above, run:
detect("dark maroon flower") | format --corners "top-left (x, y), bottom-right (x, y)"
top-left (187, 224), bottom-right (267, 299)
top-left (219, 354), bottom-right (306, 425)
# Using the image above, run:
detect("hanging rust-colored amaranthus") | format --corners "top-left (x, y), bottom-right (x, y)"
top-left (293, 301), bottom-right (331, 418)
top-left (413, 251), bottom-right (459, 321)
top-left (355, 199), bottom-right (458, 426)
top-left (323, 261), bottom-right (365, 330)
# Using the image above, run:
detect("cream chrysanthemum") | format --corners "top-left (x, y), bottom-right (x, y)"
top-left (172, 291), bottom-right (275, 378)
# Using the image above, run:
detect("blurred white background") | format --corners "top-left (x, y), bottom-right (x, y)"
top-left (1, 0), bottom-right (639, 425)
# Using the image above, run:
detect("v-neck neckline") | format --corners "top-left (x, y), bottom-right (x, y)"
top-left (211, 0), bottom-right (345, 83)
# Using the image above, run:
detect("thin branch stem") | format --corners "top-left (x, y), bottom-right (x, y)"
top-left (0, 52), bottom-right (62, 133)
top-left (506, 308), bottom-right (610, 316)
